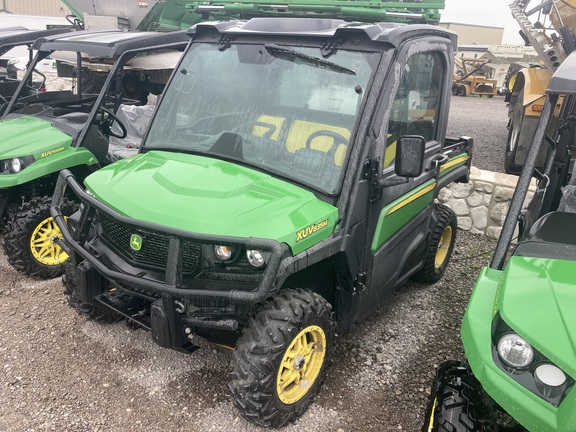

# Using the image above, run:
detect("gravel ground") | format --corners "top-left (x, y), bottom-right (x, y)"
top-left (0, 95), bottom-right (504, 431)
top-left (447, 95), bottom-right (509, 173)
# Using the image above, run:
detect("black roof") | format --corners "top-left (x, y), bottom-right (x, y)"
top-left (547, 51), bottom-right (576, 96)
top-left (187, 18), bottom-right (457, 47)
top-left (31, 29), bottom-right (190, 57)
top-left (0, 27), bottom-right (71, 54)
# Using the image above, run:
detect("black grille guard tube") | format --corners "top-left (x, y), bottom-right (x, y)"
top-left (51, 169), bottom-right (288, 304)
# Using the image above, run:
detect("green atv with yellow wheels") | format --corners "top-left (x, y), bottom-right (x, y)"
top-left (424, 48), bottom-right (576, 432)
top-left (0, 29), bottom-right (188, 278)
top-left (52, 1), bottom-right (472, 427)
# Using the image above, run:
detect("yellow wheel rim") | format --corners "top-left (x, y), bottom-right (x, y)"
top-left (434, 225), bottom-right (452, 270)
top-left (276, 325), bottom-right (326, 405)
top-left (30, 216), bottom-right (69, 266)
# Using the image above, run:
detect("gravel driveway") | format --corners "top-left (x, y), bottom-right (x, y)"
top-left (447, 95), bottom-right (509, 174)
top-left (0, 95), bottom-right (505, 431)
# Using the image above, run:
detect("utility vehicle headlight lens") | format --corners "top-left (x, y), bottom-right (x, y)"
top-left (214, 245), bottom-right (234, 261)
top-left (535, 364), bottom-right (567, 398)
top-left (497, 333), bottom-right (534, 369)
top-left (246, 249), bottom-right (266, 268)
top-left (10, 158), bottom-right (22, 173)
top-left (0, 155), bottom-right (35, 174)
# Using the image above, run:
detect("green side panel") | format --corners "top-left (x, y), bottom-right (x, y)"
top-left (0, 116), bottom-right (97, 188)
top-left (84, 151), bottom-right (338, 255)
top-left (370, 179), bottom-right (435, 254)
top-left (438, 153), bottom-right (470, 178)
top-left (462, 263), bottom-right (576, 431)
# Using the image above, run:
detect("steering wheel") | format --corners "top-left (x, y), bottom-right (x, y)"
top-left (25, 69), bottom-right (47, 93)
top-left (304, 130), bottom-right (349, 161)
top-left (94, 106), bottom-right (127, 139)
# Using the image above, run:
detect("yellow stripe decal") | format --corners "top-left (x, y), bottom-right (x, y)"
top-left (440, 155), bottom-right (469, 172)
top-left (386, 183), bottom-right (436, 216)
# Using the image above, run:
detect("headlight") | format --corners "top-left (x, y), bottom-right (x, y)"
top-left (0, 155), bottom-right (35, 174)
top-left (214, 245), bottom-right (234, 261)
top-left (497, 333), bottom-right (534, 369)
top-left (246, 249), bottom-right (266, 268)
top-left (535, 364), bottom-right (567, 398)
top-left (10, 158), bottom-right (22, 173)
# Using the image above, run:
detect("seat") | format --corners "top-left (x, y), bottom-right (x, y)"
top-left (514, 211), bottom-right (576, 260)
top-left (252, 115), bottom-right (350, 167)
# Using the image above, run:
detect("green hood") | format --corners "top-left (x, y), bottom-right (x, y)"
top-left (498, 256), bottom-right (576, 376)
top-left (84, 151), bottom-right (338, 254)
top-left (0, 116), bottom-right (73, 159)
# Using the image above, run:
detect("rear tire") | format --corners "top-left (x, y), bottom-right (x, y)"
top-left (458, 86), bottom-right (467, 97)
top-left (229, 288), bottom-right (336, 428)
top-left (3, 196), bottom-right (77, 279)
top-left (413, 204), bottom-right (457, 284)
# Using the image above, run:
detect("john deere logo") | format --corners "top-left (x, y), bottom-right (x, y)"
top-left (130, 234), bottom-right (143, 251)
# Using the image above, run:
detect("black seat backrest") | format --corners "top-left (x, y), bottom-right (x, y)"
top-left (514, 211), bottom-right (576, 260)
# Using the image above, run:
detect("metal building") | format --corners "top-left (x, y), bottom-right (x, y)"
top-left (0, 0), bottom-right (71, 17)
top-left (439, 22), bottom-right (505, 45)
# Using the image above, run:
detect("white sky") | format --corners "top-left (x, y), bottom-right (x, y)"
top-left (441, 0), bottom-right (524, 44)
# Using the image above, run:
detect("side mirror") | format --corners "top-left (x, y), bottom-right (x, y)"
top-left (395, 135), bottom-right (425, 178)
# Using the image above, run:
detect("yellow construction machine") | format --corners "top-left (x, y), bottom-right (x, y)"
top-left (506, 0), bottom-right (576, 174)
top-left (452, 57), bottom-right (498, 97)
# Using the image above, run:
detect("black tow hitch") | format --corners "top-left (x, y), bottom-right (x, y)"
top-left (150, 297), bottom-right (199, 353)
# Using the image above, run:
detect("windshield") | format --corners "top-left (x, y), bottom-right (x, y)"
top-left (145, 43), bottom-right (378, 193)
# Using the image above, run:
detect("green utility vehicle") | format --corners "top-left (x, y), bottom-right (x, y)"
top-left (0, 27), bottom-right (72, 112)
top-left (424, 51), bottom-right (576, 431)
top-left (0, 29), bottom-right (188, 278)
top-left (51, 1), bottom-right (473, 427)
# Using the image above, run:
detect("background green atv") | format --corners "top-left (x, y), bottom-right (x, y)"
top-left (0, 27), bottom-right (72, 114)
top-left (424, 50), bottom-right (576, 432)
top-left (52, 2), bottom-right (473, 428)
top-left (0, 29), bottom-right (188, 279)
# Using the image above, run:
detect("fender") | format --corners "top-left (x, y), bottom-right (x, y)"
top-left (513, 67), bottom-right (552, 114)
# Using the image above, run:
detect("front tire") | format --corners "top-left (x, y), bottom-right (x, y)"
top-left (424, 361), bottom-right (496, 432)
top-left (3, 196), bottom-right (78, 279)
top-left (413, 204), bottom-right (457, 284)
top-left (229, 288), bottom-right (336, 428)
top-left (63, 263), bottom-right (120, 323)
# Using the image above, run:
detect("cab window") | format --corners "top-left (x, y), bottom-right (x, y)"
top-left (383, 52), bottom-right (444, 168)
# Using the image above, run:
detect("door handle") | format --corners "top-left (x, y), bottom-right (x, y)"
top-left (427, 154), bottom-right (449, 170)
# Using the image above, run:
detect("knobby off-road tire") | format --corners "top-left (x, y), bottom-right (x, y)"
top-left (413, 204), bottom-right (457, 284)
top-left (63, 263), bottom-right (121, 323)
top-left (424, 362), bottom-right (497, 432)
top-left (3, 196), bottom-right (78, 279)
top-left (229, 288), bottom-right (336, 428)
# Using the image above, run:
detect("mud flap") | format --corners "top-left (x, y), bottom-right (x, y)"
top-left (151, 299), bottom-right (172, 349)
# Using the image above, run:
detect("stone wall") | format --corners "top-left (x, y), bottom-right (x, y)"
top-left (438, 167), bottom-right (536, 239)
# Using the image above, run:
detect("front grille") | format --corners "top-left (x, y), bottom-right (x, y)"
top-left (98, 213), bottom-right (201, 274)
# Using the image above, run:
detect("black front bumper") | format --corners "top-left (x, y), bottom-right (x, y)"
top-left (52, 169), bottom-right (289, 346)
